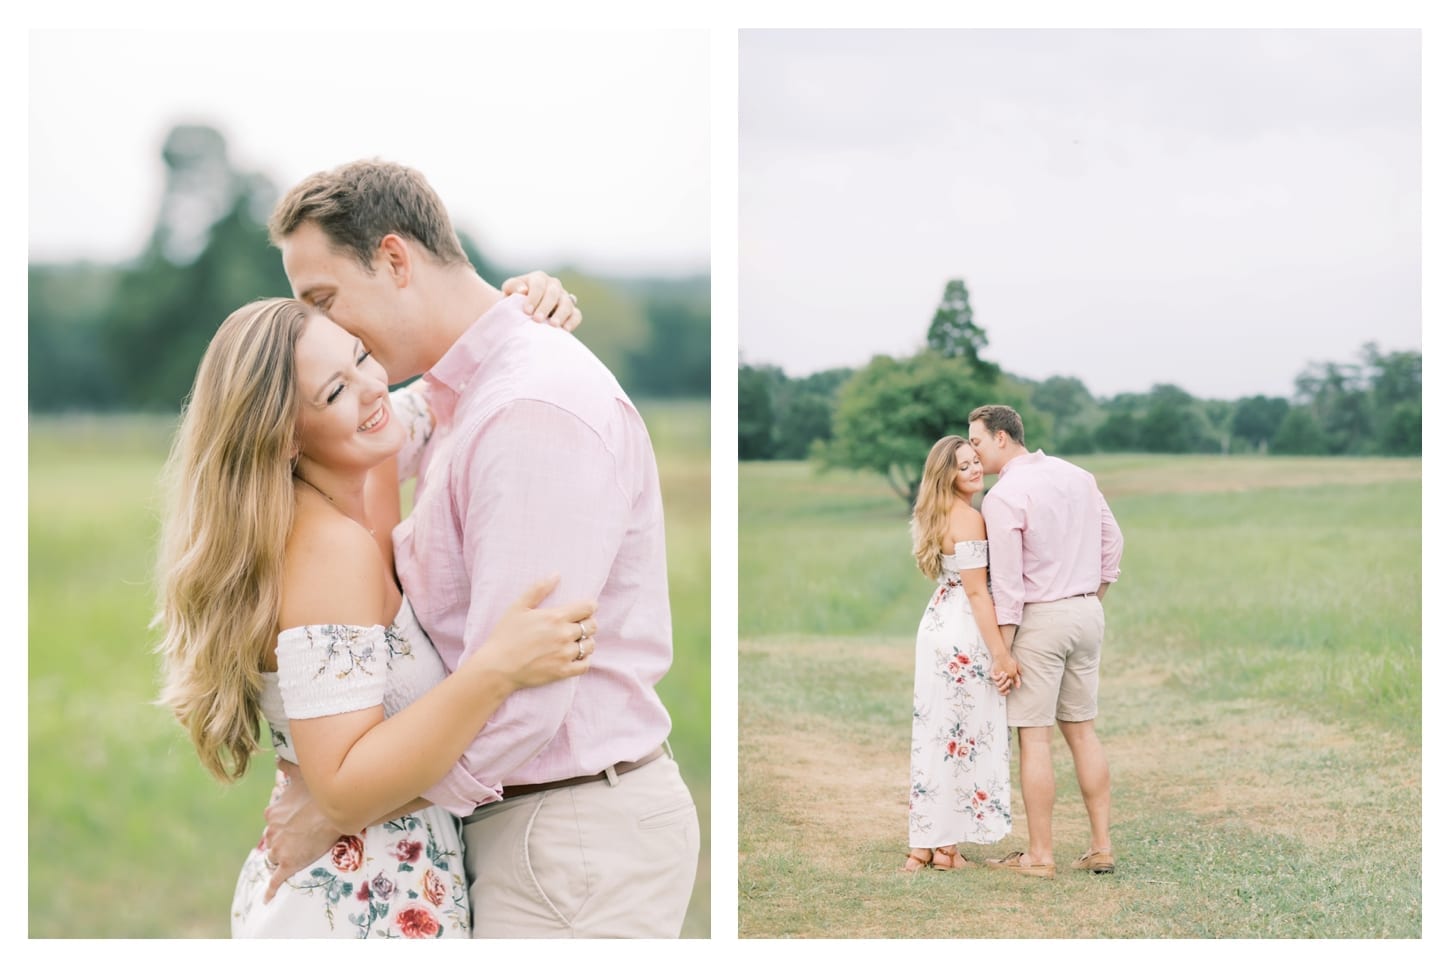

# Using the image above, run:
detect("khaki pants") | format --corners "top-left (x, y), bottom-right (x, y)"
top-left (460, 754), bottom-right (699, 937)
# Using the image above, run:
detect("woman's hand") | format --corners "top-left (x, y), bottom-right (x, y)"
top-left (502, 271), bottom-right (583, 331)
top-left (469, 574), bottom-right (597, 689)
top-left (990, 654), bottom-right (1021, 695)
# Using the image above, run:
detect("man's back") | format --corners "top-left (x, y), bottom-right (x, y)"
top-left (981, 451), bottom-right (1122, 624)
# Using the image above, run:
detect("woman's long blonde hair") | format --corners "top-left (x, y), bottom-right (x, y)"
top-left (154, 298), bottom-right (310, 782)
top-left (910, 435), bottom-right (970, 580)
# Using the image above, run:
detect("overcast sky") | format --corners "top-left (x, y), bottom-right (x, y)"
top-left (28, 28), bottom-right (709, 276)
top-left (739, 28), bottom-right (1422, 400)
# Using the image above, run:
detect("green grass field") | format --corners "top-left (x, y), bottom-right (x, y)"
top-left (739, 456), bottom-right (1421, 939)
top-left (28, 400), bottom-right (710, 938)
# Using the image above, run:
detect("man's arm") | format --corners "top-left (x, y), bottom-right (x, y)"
top-left (1098, 490), bottom-right (1124, 595)
top-left (422, 399), bottom-right (631, 813)
top-left (260, 762), bottom-right (430, 902)
top-left (981, 492), bottom-right (1027, 628)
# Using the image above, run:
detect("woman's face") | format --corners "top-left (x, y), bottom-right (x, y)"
top-left (293, 314), bottom-right (404, 474)
top-left (952, 444), bottom-right (984, 497)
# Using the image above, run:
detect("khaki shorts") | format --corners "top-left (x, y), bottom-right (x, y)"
top-left (1005, 594), bottom-right (1106, 727)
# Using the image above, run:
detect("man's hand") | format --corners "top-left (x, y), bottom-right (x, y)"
top-left (259, 760), bottom-right (347, 902)
top-left (990, 654), bottom-right (1022, 696)
top-left (501, 271), bottom-right (583, 331)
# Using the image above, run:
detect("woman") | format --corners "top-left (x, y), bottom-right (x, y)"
top-left (903, 435), bottom-right (1020, 872)
top-left (155, 294), bottom-right (595, 937)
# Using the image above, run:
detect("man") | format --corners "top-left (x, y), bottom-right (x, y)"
top-left (967, 404), bottom-right (1124, 878)
top-left (260, 160), bottom-right (699, 937)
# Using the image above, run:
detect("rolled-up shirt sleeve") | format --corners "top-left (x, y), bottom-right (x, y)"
top-left (421, 399), bottom-right (630, 813)
top-left (1099, 491), bottom-right (1124, 584)
top-left (981, 491), bottom-right (1027, 627)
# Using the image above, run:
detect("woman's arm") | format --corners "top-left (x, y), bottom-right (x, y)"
top-left (278, 521), bottom-right (596, 834)
top-left (948, 505), bottom-right (1020, 692)
top-left (960, 568), bottom-right (1019, 693)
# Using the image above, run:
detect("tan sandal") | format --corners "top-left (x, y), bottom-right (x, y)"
top-left (931, 845), bottom-right (974, 870)
top-left (901, 848), bottom-right (934, 872)
top-left (1070, 847), bottom-right (1116, 874)
top-left (986, 849), bottom-right (1056, 878)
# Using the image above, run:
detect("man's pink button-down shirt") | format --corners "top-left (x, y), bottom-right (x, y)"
top-left (980, 450), bottom-right (1124, 627)
top-left (396, 295), bottom-right (674, 815)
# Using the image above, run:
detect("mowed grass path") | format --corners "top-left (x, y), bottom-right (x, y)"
top-left (29, 401), bottom-right (709, 938)
top-left (739, 456), bottom-right (1421, 939)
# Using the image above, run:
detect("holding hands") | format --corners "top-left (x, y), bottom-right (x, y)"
top-left (990, 654), bottom-right (1021, 696)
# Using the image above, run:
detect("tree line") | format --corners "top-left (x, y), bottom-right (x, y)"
top-left (29, 124), bottom-right (708, 414)
top-left (740, 278), bottom-right (1421, 502)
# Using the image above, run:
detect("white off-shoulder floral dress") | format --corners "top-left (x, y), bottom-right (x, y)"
top-left (908, 540), bottom-right (1012, 848)
top-left (231, 600), bottom-right (471, 938)
top-left (230, 385), bottom-right (468, 938)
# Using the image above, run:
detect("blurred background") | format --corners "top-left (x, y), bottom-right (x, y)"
top-left (28, 28), bottom-right (710, 938)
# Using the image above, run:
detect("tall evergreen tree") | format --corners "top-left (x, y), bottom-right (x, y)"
top-left (925, 279), bottom-right (999, 379)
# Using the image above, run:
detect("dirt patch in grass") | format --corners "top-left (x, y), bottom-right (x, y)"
top-left (745, 635), bottom-right (1420, 867)
top-left (745, 712), bottom-right (905, 859)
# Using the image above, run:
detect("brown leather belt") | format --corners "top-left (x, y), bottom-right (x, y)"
top-left (501, 746), bottom-right (666, 799)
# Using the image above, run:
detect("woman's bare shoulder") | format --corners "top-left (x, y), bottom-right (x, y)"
top-left (947, 501), bottom-right (987, 543)
top-left (280, 507), bottom-right (388, 630)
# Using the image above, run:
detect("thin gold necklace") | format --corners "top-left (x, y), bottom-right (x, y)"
top-left (294, 474), bottom-right (376, 536)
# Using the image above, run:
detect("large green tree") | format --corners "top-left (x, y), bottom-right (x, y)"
top-left (819, 352), bottom-right (1035, 506)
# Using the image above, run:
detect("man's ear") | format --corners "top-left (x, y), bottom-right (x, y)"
top-left (377, 233), bottom-right (413, 288)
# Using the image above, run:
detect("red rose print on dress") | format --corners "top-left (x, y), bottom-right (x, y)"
top-left (390, 839), bottom-right (423, 864)
top-left (331, 835), bottom-right (364, 872)
top-left (395, 905), bottom-right (442, 938)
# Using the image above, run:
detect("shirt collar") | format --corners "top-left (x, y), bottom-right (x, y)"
top-left (998, 449), bottom-right (1046, 477)
top-left (422, 293), bottom-right (530, 418)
